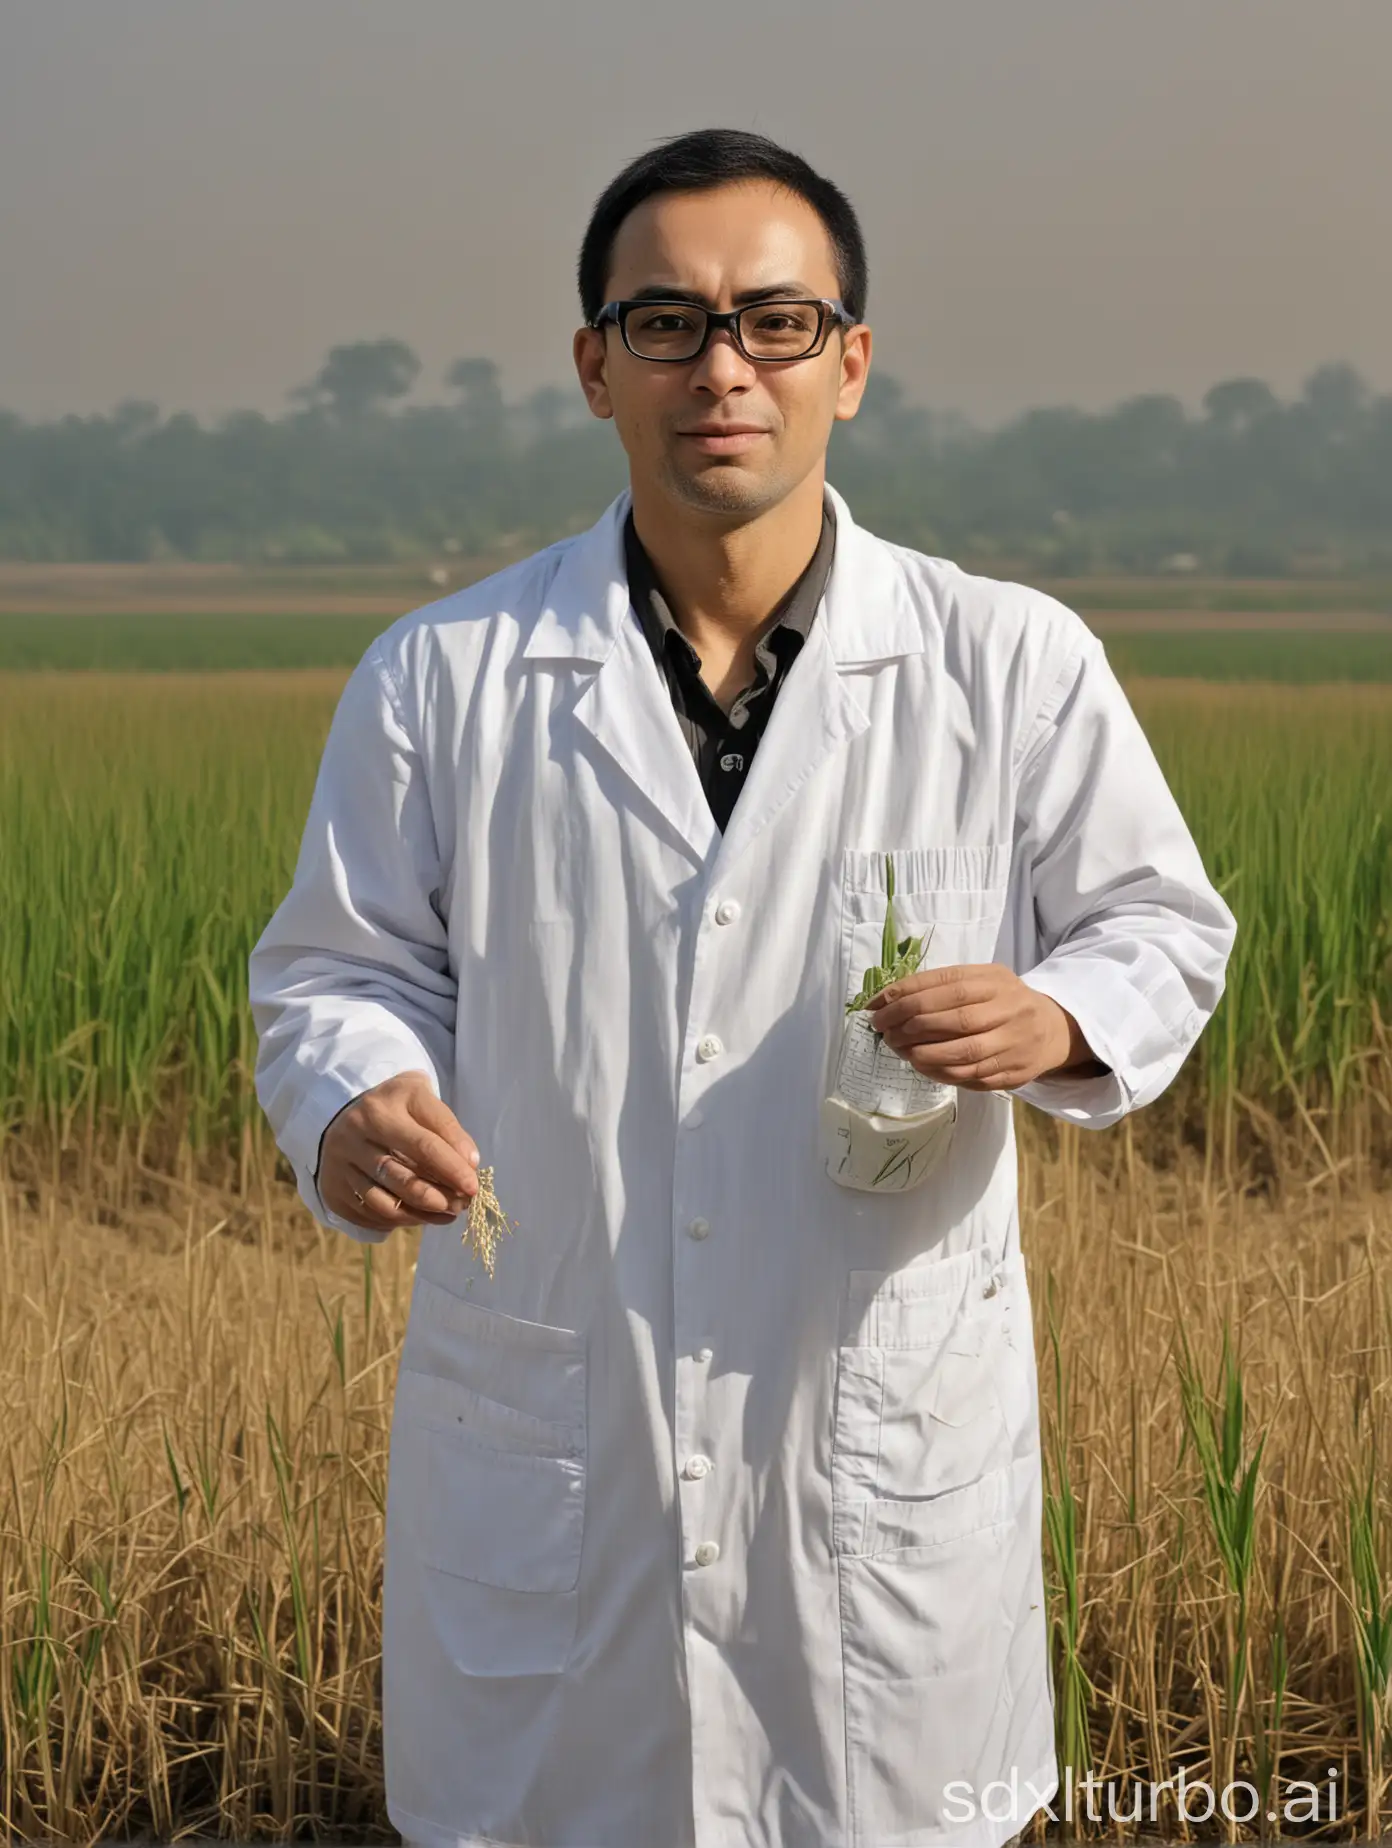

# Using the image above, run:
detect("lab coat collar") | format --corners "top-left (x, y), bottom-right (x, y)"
top-left (521, 481), bottom-right (924, 872)
top-left (521, 481), bottom-right (923, 667)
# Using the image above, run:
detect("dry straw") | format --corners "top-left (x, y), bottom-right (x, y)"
top-left (6, 1132), bottom-right (1392, 1839)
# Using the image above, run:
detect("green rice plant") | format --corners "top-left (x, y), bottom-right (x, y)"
top-left (845, 854), bottom-right (932, 1013)
top-left (1346, 1466), bottom-right (1392, 1837)
top-left (9, 1542), bottom-right (59, 1742)
top-left (1175, 1315), bottom-right (1266, 1816)
top-left (1251, 1613), bottom-right (1288, 1840)
top-left (1041, 1270), bottom-right (1095, 1831)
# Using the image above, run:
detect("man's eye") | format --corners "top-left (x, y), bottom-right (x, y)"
top-left (752, 309), bottom-right (815, 333)
top-left (635, 310), bottom-right (695, 333)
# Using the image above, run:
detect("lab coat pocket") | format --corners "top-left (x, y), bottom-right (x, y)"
top-left (390, 1279), bottom-right (588, 1676)
top-left (826, 847), bottom-right (1008, 1194)
top-left (837, 844), bottom-right (1010, 1015)
top-left (406, 1273), bottom-right (586, 1425)
top-left (395, 1367), bottom-right (585, 1593)
top-left (838, 1485), bottom-right (1019, 1848)
top-left (831, 1251), bottom-right (1018, 1554)
top-left (833, 1251), bottom-right (1030, 1845)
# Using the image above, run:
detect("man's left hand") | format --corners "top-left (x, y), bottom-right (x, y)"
top-left (864, 963), bottom-right (1108, 1092)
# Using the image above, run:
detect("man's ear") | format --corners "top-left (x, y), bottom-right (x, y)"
top-left (833, 323), bottom-right (873, 423)
top-left (573, 327), bottom-right (614, 421)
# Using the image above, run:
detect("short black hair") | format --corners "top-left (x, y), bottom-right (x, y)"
top-left (578, 128), bottom-right (867, 327)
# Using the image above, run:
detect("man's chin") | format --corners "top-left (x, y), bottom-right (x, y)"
top-left (665, 458), bottom-right (779, 516)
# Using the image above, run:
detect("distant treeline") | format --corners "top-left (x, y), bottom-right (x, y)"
top-left (1, 339), bottom-right (1389, 573)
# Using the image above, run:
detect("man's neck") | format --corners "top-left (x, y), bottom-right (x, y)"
top-left (628, 468), bottom-right (827, 648)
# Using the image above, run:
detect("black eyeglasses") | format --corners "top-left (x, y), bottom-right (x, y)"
top-left (592, 297), bottom-right (855, 364)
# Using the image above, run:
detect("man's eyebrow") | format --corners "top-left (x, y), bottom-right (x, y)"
top-left (624, 282), bottom-right (819, 306)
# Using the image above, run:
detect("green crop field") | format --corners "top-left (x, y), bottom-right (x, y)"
top-left (4, 608), bottom-right (1392, 680)
top-left (0, 611), bottom-right (386, 672)
top-left (0, 670), bottom-right (1387, 1177)
top-left (1101, 627), bottom-right (1392, 683)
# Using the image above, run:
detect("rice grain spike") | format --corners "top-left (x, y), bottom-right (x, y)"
top-left (462, 1164), bottom-right (517, 1277)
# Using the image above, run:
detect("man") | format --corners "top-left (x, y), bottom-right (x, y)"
top-left (249, 129), bottom-right (1235, 1848)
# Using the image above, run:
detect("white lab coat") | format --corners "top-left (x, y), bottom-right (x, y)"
top-left (249, 484), bottom-right (1235, 1848)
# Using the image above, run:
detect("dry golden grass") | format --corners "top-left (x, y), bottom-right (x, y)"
top-left (3, 1125), bottom-right (1391, 1841)
top-left (1019, 1120), bottom-right (1392, 1842)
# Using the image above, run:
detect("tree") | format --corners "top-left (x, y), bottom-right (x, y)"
top-left (1302, 362), bottom-right (1369, 438)
top-left (446, 357), bottom-right (505, 427)
top-left (291, 339), bottom-right (421, 420)
top-left (1202, 378), bottom-right (1280, 435)
top-left (520, 383), bottom-right (570, 442)
top-left (110, 399), bottom-right (162, 444)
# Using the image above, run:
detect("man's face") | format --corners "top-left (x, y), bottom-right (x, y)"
top-left (574, 180), bottom-right (872, 523)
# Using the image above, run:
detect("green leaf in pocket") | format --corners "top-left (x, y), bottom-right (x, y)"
top-left (880, 853), bottom-right (898, 971)
top-left (846, 854), bottom-right (937, 1014)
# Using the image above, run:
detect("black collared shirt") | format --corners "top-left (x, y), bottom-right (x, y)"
top-left (624, 503), bottom-right (837, 832)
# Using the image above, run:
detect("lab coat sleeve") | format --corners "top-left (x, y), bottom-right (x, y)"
top-left (248, 637), bottom-right (456, 1242)
top-left (1009, 626), bottom-right (1236, 1128)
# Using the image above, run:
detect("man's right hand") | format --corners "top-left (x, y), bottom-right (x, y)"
top-left (316, 1070), bottom-right (480, 1234)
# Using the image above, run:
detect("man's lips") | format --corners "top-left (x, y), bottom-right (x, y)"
top-left (675, 425), bottom-right (771, 455)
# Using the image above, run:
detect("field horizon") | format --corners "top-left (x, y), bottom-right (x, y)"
top-left (2, 556), bottom-right (1391, 621)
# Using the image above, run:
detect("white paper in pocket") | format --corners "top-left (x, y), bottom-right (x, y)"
top-left (821, 1009), bottom-right (957, 1192)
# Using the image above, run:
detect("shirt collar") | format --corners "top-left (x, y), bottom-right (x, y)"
top-left (624, 500), bottom-right (837, 674)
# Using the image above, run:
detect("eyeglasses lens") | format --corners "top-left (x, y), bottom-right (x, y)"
top-left (624, 302), bottom-right (824, 361)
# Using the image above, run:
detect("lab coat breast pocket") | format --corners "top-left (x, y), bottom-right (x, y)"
top-left (389, 1276), bottom-right (587, 1676)
top-left (838, 844), bottom-right (1010, 1015)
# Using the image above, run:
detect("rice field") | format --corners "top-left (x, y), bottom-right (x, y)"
top-left (4, 609), bottom-right (1391, 681)
top-left (1102, 628), bottom-right (1392, 684)
top-left (0, 669), bottom-right (1386, 1182)
top-left (0, 612), bottom-right (386, 672)
top-left (1, 645), bottom-right (1389, 1840)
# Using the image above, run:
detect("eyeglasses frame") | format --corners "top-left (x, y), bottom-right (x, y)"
top-left (591, 296), bottom-right (856, 365)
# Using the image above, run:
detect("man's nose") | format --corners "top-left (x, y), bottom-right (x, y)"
top-left (688, 327), bottom-right (756, 394)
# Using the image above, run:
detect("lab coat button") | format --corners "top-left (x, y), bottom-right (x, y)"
top-left (696, 1033), bottom-right (724, 1062)
top-left (684, 1453), bottom-right (712, 1480)
top-left (696, 1346), bottom-right (714, 1363)
top-left (714, 899), bottom-right (741, 925)
top-left (693, 1540), bottom-right (721, 1567)
top-left (686, 1217), bottom-right (711, 1241)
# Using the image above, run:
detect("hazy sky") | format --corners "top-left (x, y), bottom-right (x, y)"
top-left (3, 0), bottom-right (1389, 426)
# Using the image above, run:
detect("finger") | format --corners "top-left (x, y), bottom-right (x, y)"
top-left (354, 1103), bottom-right (478, 1199)
top-left (345, 1162), bottom-right (459, 1228)
top-left (878, 994), bottom-right (1013, 1051)
top-left (867, 966), bottom-right (1001, 1033)
top-left (900, 1027), bottom-right (1021, 1087)
top-left (409, 1091), bottom-right (482, 1172)
top-left (320, 1166), bottom-right (408, 1232)
top-left (370, 1148), bottom-right (466, 1218)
